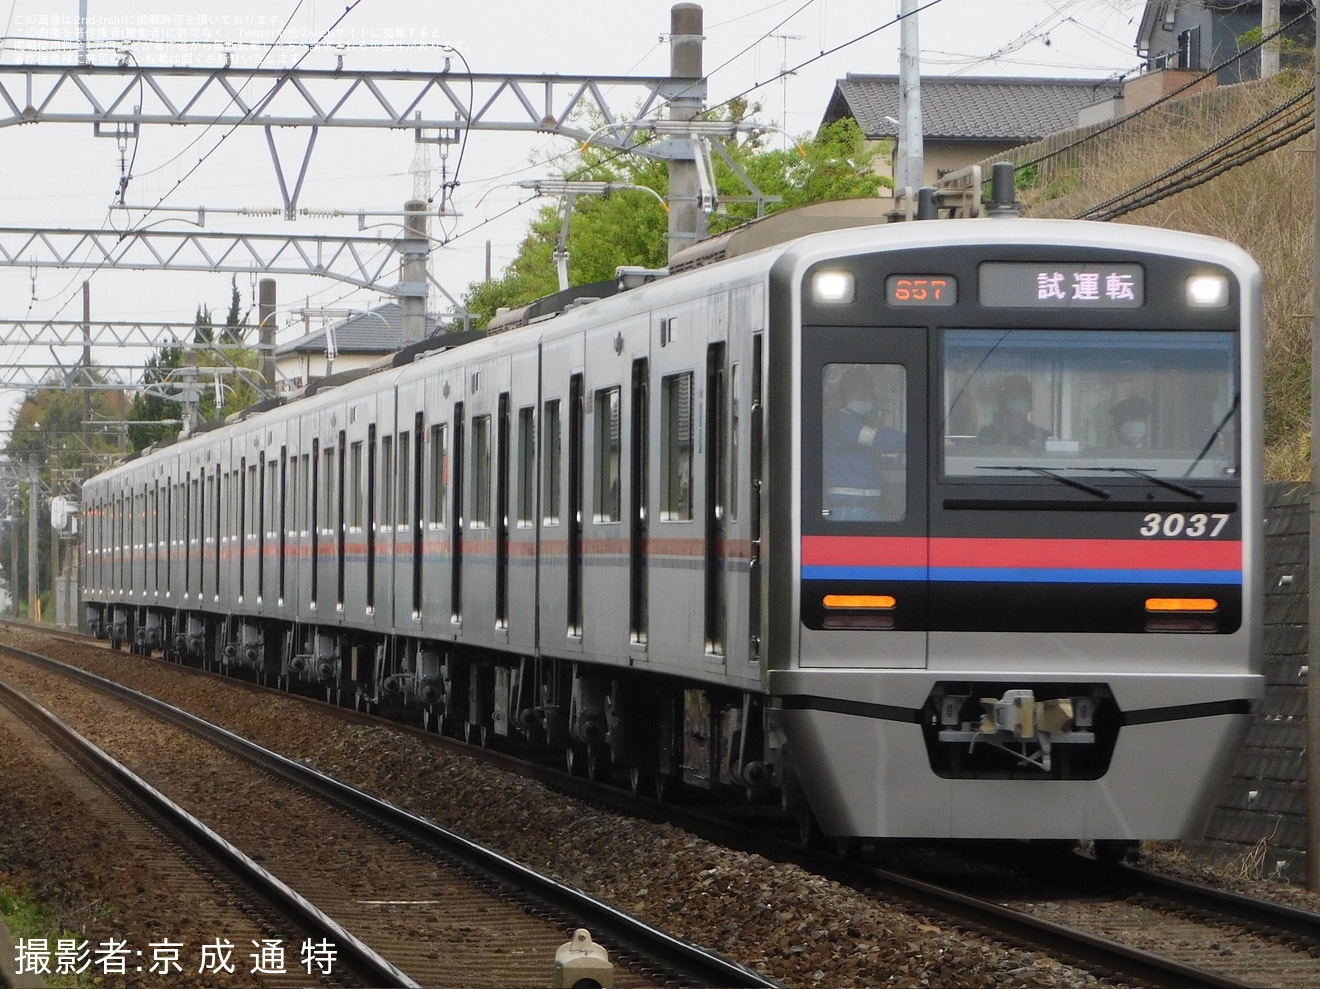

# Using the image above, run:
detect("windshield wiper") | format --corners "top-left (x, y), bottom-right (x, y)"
top-left (1184, 393), bottom-right (1239, 479)
top-left (976, 465), bottom-right (1111, 498)
top-left (1077, 466), bottom-right (1204, 499)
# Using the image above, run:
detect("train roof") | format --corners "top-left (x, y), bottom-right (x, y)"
top-left (666, 197), bottom-right (896, 273)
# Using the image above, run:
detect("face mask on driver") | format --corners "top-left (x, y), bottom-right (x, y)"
top-left (1119, 420), bottom-right (1147, 445)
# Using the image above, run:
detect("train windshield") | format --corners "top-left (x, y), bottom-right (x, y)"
top-left (941, 329), bottom-right (1239, 480)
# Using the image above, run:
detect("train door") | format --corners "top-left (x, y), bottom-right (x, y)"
top-left (312, 402), bottom-right (345, 625)
top-left (148, 474), bottom-right (160, 604)
top-left (410, 406), bottom-right (426, 626)
top-left (392, 379), bottom-right (426, 632)
top-left (797, 325), bottom-right (929, 668)
top-left (507, 347), bottom-right (540, 654)
top-left (703, 340), bottom-right (728, 671)
top-left (262, 420), bottom-right (288, 618)
top-left (567, 371), bottom-right (585, 640)
top-left (538, 332), bottom-right (585, 655)
top-left (276, 431), bottom-right (294, 617)
top-left (420, 369), bottom-right (459, 632)
top-left (342, 392), bottom-right (377, 621)
top-left (373, 387), bottom-right (397, 629)
top-left (582, 323), bottom-right (631, 658)
top-left (185, 447), bottom-right (205, 607)
top-left (456, 355), bottom-right (512, 648)
top-left (629, 355), bottom-right (649, 657)
top-left (647, 306), bottom-right (703, 671)
top-left (239, 431), bottom-right (262, 609)
top-left (207, 455), bottom-right (223, 607)
top-left (299, 406), bottom-right (322, 621)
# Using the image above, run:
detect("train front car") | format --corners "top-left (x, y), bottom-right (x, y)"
top-left (767, 218), bottom-right (1263, 845)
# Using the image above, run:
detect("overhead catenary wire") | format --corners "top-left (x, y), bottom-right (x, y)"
top-left (30, 2), bottom-right (366, 339)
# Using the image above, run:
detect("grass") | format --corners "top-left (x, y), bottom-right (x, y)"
top-left (987, 74), bottom-right (1316, 481)
top-left (0, 879), bottom-right (98, 988)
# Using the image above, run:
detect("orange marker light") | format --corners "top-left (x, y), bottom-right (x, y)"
top-left (823, 594), bottom-right (896, 610)
top-left (1145, 597), bottom-right (1218, 613)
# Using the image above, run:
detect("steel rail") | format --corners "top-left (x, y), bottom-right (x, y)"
top-left (0, 674), bottom-right (419, 989)
top-left (0, 643), bottom-right (779, 989)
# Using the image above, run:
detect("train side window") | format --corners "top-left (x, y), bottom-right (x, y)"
top-left (661, 371), bottom-right (693, 521)
top-left (321, 446), bottom-right (336, 532)
top-left (397, 431), bottom-right (411, 528)
top-left (821, 363), bottom-right (907, 523)
top-left (350, 441), bottom-right (364, 530)
top-left (287, 453), bottom-right (298, 535)
top-left (543, 399), bottom-right (562, 525)
top-left (471, 414), bottom-right (492, 528)
top-left (267, 456), bottom-right (279, 538)
top-left (429, 423), bottom-right (448, 527)
top-left (381, 434), bottom-right (395, 527)
top-left (517, 406), bottom-right (535, 527)
top-left (593, 386), bottom-right (621, 523)
top-left (300, 454), bottom-right (310, 536)
top-left (730, 363), bottom-right (740, 522)
top-left (212, 470), bottom-right (221, 595)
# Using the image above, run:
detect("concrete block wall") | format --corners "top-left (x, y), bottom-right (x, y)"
top-left (1199, 481), bottom-right (1309, 880)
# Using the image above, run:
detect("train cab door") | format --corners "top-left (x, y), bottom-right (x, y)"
top-left (798, 325), bottom-right (929, 668)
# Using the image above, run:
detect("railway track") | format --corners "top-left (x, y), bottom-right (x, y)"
top-left (7, 620), bottom-right (1320, 988)
top-left (0, 640), bottom-right (776, 989)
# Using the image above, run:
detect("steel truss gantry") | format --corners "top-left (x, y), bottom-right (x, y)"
top-left (0, 63), bottom-right (699, 210)
top-left (0, 319), bottom-right (271, 392)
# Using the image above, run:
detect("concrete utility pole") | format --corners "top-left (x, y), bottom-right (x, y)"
top-left (1261, 0), bottom-right (1281, 79)
top-left (27, 457), bottom-right (37, 620)
top-left (50, 496), bottom-right (59, 626)
top-left (77, 0), bottom-right (88, 66)
top-left (258, 278), bottom-right (277, 393)
top-left (9, 493), bottom-right (18, 616)
top-left (667, 3), bottom-right (707, 260)
top-left (82, 280), bottom-right (91, 460)
top-left (402, 200), bottom-right (429, 343)
top-left (898, 0), bottom-right (925, 192)
top-left (1307, 29), bottom-right (1320, 893)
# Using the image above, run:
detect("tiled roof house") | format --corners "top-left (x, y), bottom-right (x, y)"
top-left (822, 74), bottom-right (1124, 188)
top-left (275, 303), bottom-right (440, 391)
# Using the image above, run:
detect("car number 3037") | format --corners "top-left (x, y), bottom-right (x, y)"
top-left (1139, 512), bottom-right (1231, 538)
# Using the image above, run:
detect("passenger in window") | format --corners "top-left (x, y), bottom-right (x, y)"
top-left (977, 375), bottom-right (1051, 449)
top-left (1111, 395), bottom-right (1152, 448)
top-left (823, 366), bottom-right (905, 521)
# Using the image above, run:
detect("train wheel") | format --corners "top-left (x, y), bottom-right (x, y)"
top-left (1094, 839), bottom-right (1139, 864)
top-left (797, 809), bottom-right (822, 849)
top-left (653, 772), bottom-right (673, 803)
top-left (565, 743), bottom-right (587, 777)
top-left (585, 745), bottom-right (609, 783)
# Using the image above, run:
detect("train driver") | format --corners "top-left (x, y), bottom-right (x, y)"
top-left (822, 365), bottom-right (905, 521)
top-left (977, 374), bottom-right (1052, 450)
top-left (1111, 395), bottom-right (1153, 448)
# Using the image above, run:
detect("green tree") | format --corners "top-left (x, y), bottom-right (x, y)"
top-left (222, 274), bottom-right (249, 345)
top-left (1, 375), bottom-right (128, 617)
top-left (124, 289), bottom-right (264, 453)
top-left (463, 113), bottom-right (888, 326)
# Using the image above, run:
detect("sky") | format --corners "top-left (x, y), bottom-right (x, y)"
top-left (0, 0), bottom-right (1149, 438)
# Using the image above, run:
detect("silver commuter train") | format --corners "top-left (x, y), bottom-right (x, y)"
top-left (80, 203), bottom-right (1264, 847)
